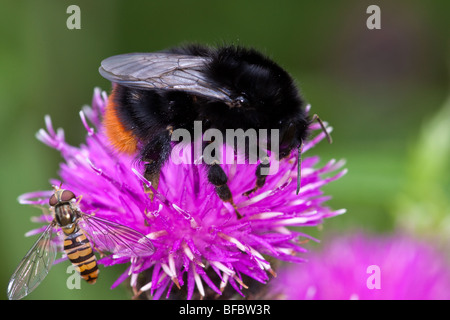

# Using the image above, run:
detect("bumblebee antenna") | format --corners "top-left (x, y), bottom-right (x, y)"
top-left (312, 114), bottom-right (332, 144)
top-left (297, 115), bottom-right (332, 195)
top-left (296, 142), bottom-right (303, 195)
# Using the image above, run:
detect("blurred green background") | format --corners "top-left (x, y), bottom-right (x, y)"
top-left (0, 0), bottom-right (449, 300)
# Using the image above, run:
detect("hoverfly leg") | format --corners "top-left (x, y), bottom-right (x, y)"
top-left (75, 195), bottom-right (83, 206)
top-left (95, 248), bottom-right (107, 258)
top-left (207, 161), bottom-right (242, 219)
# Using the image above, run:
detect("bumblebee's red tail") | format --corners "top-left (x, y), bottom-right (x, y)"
top-left (103, 88), bottom-right (138, 155)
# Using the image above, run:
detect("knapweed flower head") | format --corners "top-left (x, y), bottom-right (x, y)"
top-left (271, 233), bottom-right (450, 300)
top-left (19, 88), bottom-right (346, 299)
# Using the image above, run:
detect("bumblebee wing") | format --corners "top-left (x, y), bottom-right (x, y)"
top-left (7, 223), bottom-right (57, 300)
top-left (79, 214), bottom-right (155, 258)
top-left (99, 52), bottom-right (233, 103)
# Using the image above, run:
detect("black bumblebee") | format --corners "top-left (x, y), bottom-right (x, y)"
top-left (99, 44), bottom-right (330, 218)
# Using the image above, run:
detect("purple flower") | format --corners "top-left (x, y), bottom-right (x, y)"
top-left (19, 88), bottom-right (346, 299)
top-left (271, 233), bottom-right (450, 300)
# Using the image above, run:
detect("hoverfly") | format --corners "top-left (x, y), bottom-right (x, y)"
top-left (7, 185), bottom-right (155, 300)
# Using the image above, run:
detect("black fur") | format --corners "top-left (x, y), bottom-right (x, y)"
top-left (103, 44), bottom-right (310, 217)
top-left (167, 44), bottom-right (309, 144)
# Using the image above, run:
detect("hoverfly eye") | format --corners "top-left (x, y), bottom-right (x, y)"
top-left (49, 194), bottom-right (58, 207)
top-left (60, 190), bottom-right (76, 202)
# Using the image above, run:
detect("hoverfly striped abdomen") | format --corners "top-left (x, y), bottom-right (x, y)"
top-left (7, 185), bottom-right (154, 300)
top-left (64, 230), bottom-right (99, 284)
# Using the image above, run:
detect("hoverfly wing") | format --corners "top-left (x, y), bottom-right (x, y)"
top-left (79, 214), bottom-right (155, 258)
top-left (99, 52), bottom-right (233, 103)
top-left (7, 223), bottom-right (57, 300)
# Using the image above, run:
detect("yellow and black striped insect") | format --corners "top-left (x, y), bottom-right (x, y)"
top-left (7, 186), bottom-right (155, 300)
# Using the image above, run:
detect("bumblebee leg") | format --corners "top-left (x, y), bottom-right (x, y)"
top-left (207, 162), bottom-right (242, 219)
top-left (242, 157), bottom-right (270, 197)
top-left (141, 129), bottom-right (173, 200)
top-left (143, 162), bottom-right (161, 201)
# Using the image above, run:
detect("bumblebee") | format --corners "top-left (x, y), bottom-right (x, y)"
top-left (7, 185), bottom-right (154, 300)
top-left (99, 44), bottom-right (331, 217)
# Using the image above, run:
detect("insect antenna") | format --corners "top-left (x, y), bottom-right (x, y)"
top-left (297, 114), bottom-right (333, 195)
top-left (296, 142), bottom-right (303, 195)
top-left (312, 114), bottom-right (332, 144)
